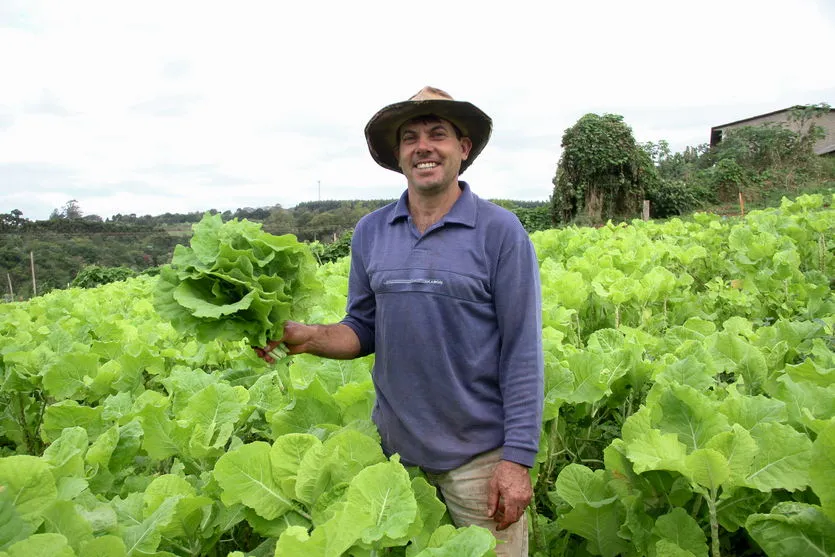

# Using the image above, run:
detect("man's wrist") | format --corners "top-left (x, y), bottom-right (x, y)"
top-left (501, 446), bottom-right (536, 468)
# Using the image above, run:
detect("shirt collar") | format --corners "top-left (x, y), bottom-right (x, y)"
top-left (387, 181), bottom-right (477, 228)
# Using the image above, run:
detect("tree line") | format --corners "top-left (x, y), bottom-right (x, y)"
top-left (2, 103), bottom-right (831, 300)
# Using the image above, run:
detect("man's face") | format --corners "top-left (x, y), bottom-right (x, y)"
top-left (396, 117), bottom-right (472, 195)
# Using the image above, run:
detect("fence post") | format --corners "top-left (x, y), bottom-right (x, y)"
top-left (642, 200), bottom-right (650, 221)
top-left (738, 192), bottom-right (745, 217)
top-left (30, 251), bottom-right (37, 297)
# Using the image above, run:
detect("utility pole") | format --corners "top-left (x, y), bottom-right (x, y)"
top-left (318, 180), bottom-right (321, 202)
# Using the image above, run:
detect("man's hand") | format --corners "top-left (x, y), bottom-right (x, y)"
top-left (253, 321), bottom-right (313, 363)
top-left (487, 460), bottom-right (532, 531)
top-left (253, 322), bottom-right (361, 362)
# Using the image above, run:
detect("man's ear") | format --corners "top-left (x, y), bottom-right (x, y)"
top-left (394, 143), bottom-right (403, 170)
top-left (460, 137), bottom-right (473, 160)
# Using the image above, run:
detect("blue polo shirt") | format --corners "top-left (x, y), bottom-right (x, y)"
top-left (341, 182), bottom-right (544, 472)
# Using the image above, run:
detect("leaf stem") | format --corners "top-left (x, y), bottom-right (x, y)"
top-left (15, 393), bottom-right (34, 455)
top-left (705, 489), bottom-right (721, 557)
top-left (267, 343), bottom-right (289, 361)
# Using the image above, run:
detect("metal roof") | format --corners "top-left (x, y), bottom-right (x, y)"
top-left (711, 105), bottom-right (835, 131)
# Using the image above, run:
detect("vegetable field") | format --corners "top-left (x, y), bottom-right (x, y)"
top-left (1, 194), bottom-right (833, 557)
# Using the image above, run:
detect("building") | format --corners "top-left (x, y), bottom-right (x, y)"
top-left (710, 106), bottom-right (835, 155)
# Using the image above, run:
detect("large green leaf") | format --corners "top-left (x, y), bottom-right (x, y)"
top-left (42, 352), bottom-right (99, 400)
top-left (214, 442), bottom-right (294, 520)
top-left (42, 426), bottom-right (88, 481)
top-left (78, 535), bottom-right (127, 557)
top-left (0, 456), bottom-right (57, 528)
top-left (625, 429), bottom-right (688, 475)
top-left (121, 496), bottom-right (179, 556)
top-left (41, 500), bottom-right (94, 553)
top-left (746, 422), bottom-right (812, 492)
top-left (718, 386), bottom-right (787, 430)
top-left (559, 501), bottom-right (629, 557)
top-left (341, 458), bottom-right (418, 547)
top-left (407, 477), bottom-right (447, 554)
top-left (4, 533), bottom-right (74, 557)
top-left (555, 464), bottom-right (616, 508)
top-left (0, 489), bottom-right (33, 550)
top-left (295, 429), bottom-right (385, 507)
top-left (653, 384), bottom-right (729, 451)
top-left (411, 525), bottom-right (497, 557)
top-left (178, 382), bottom-right (249, 458)
top-left (810, 418), bottom-right (835, 521)
top-left (653, 507), bottom-right (708, 557)
top-left (704, 424), bottom-right (758, 488)
top-left (684, 449), bottom-right (729, 491)
top-left (270, 433), bottom-right (321, 499)
top-left (746, 502), bottom-right (835, 557)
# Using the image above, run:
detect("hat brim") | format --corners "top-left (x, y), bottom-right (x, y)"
top-left (364, 99), bottom-right (492, 175)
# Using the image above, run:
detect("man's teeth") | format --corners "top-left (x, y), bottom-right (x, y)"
top-left (416, 162), bottom-right (438, 169)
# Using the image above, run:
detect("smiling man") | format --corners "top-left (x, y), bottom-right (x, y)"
top-left (259, 86), bottom-right (544, 556)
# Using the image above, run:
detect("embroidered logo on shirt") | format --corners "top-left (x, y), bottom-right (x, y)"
top-left (384, 279), bottom-right (444, 286)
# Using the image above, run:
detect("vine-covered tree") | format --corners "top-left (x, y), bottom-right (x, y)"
top-left (551, 113), bottom-right (658, 225)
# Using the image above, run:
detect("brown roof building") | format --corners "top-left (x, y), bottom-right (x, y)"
top-left (710, 106), bottom-right (835, 155)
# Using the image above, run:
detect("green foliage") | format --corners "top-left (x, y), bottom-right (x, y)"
top-left (644, 179), bottom-right (706, 219)
top-left (511, 205), bottom-right (553, 233)
top-left (701, 107), bottom-right (830, 204)
top-left (530, 194), bottom-right (835, 556)
top-left (309, 229), bottom-right (353, 264)
top-left (0, 257), bottom-right (497, 556)
top-left (70, 265), bottom-right (137, 289)
top-left (154, 213), bottom-right (321, 347)
top-left (552, 113), bottom-right (658, 225)
top-left (640, 141), bottom-right (713, 218)
top-left (1, 194), bottom-right (833, 555)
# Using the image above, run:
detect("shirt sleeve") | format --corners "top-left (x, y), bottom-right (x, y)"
top-left (493, 229), bottom-right (544, 468)
top-left (339, 223), bottom-right (376, 356)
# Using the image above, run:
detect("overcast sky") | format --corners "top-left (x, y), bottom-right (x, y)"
top-left (1, 0), bottom-right (834, 221)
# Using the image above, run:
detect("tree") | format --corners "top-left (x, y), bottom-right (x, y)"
top-left (50, 199), bottom-right (83, 220)
top-left (551, 113), bottom-right (657, 224)
top-left (262, 205), bottom-right (296, 236)
top-left (0, 209), bottom-right (28, 228)
top-left (787, 102), bottom-right (831, 141)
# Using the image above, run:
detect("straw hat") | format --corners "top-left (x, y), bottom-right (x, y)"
top-left (364, 86), bottom-right (492, 175)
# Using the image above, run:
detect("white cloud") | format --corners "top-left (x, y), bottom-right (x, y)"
top-left (1, 0), bottom-right (834, 220)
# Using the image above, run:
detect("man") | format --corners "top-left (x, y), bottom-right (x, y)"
top-left (259, 86), bottom-right (543, 555)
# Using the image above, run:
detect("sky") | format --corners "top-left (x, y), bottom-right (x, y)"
top-left (1, 0), bottom-right (834, 221)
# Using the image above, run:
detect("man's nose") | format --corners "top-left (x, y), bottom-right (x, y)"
top-left (415, 134), bottom-right (431, 152)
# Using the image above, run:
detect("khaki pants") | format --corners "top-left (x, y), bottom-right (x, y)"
top-left (425, 448), bottom-right (529, 557)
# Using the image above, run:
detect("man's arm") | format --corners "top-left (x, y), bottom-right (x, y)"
top-left (494, 234), bottom-right (544, 467)
top-left (257, 321), bottom-right (361, 362)
top-left (257, 220), bottom-right (374, 364)
top-left (488, 225), bottom-right (544, 529)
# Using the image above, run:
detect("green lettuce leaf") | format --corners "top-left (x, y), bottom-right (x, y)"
top-left (153, 213), bottom-right (321, 347)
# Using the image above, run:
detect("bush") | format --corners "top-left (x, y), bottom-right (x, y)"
top-left (645, 179), bottom-right (706, 218)
top-left (309, 230), bottom-right (353, 264)
top-left (71, 265), bottom-right (137, 289)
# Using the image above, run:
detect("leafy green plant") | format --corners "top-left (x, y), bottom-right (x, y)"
top-left (70, 265), bottom-right (137, 289)
top-left (154, 213), bottom-right (321, 348)
top-left (1, 194), bottom-right (833, 556)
